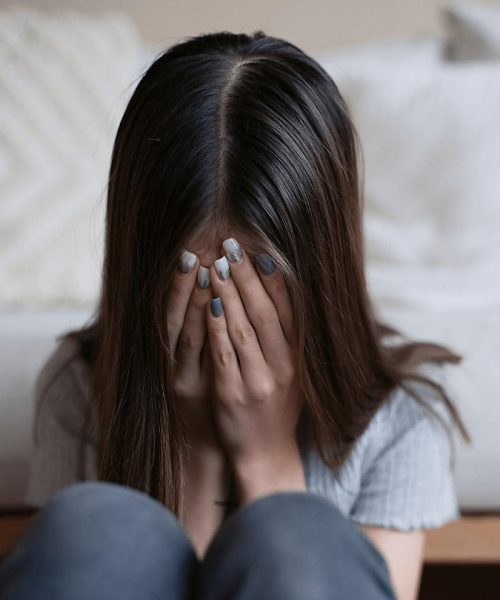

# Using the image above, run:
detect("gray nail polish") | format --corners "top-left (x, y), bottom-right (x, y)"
top-left (215, 256), bottom-right (231, 280)
top-left (222, 237), bottom-right (243, 263)
top-left (211, 297), bottom-right (223, 317)
top-left (255, 253), bottom-right (276, 275)
top-left (197, 265), bottom-right (209, 288)
top-left (179, 249), bottom-right (196, 273)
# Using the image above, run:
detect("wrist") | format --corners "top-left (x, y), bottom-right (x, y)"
top-left (179, 452), bottom-right (232, 560)
top-left (233, 446), bottom-right (307, 505)
top-left (179, 444), bottom-right (231, 523)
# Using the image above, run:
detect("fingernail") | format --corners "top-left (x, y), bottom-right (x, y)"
top-left (197, 265), bottom-right (209, 288)
top-left (215, 256), bottom-right (231, 281)
top-left (211, 297), bottom-right (223, 317)
top-left (178, 249), bottom-right (196, 273)
top-left (255, 253), bottom-right (276, 275)
top-left (222, 237), bottom-right (243, 264)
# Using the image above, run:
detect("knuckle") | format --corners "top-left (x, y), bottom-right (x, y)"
top-left (217, 347), bottom-right (234, 367)
top-left (254, 307), bottom-right (277, 328)
top-left (178, 331), bottom-right (200, 352)
top-left (232, 322), bottom-right (255, 345)
top-left (254, 378), bottom-right (276, 399)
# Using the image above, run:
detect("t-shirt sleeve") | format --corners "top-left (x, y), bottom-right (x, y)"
top-left (24, 354), bottom-right (98, 509)
top-left (349, 365), bottom-right (461, 531)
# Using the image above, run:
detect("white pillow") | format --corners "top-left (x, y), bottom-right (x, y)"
top-left (333, 63), bottom-right (500, 275)
top-left (443, 2), bottom-right (500, 61)
top-left (0, 8), bottom-right (143, 308)
top-left (316, 34), bottom-right (443, 81)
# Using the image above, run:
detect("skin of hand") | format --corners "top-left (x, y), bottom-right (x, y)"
top-left (167, 251), bottom-right (230, 558)
top-left (166, 251), bottom-right (222, 456)
top-left (206, 238), bottom-right (307, 505)
top-left (167, 240), bottom-right (306, 555)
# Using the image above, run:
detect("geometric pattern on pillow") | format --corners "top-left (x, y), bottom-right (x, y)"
top-left (0, 8), bottom-right (142, 307)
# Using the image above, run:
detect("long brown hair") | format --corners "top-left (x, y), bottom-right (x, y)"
top-left (63, 31), bottom-right (470, 515)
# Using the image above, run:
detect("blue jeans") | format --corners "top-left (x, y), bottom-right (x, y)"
top-left (0, 482), bottom-right (396, 599)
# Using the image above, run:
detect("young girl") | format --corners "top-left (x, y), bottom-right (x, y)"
top-left (24, 30), bottom-right (469, 599)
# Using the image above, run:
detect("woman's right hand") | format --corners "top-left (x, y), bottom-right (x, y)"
top-left (167, 249), bottom-right (223, 456)
top-left (168, 251), bottom-right (232, 555)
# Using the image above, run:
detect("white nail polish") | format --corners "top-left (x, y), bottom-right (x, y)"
top-left (215, 256), bottom-right (231, 281)
top-left (197, 265), bottom-right (209, 288)
top-left (179, 249), bottom-right (196, 273)
top-left (222, 238), bottom-right (243, 263)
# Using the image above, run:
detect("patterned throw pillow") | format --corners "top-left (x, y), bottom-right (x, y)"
top-left (0, 8), bottom-right (143, 307)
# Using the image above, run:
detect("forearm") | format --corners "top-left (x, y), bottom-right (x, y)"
top-left (179, 447), bottom-right (231, 559)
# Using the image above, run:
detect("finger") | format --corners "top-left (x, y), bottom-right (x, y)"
top-left (206, 297), bottom-right (243, 390)
top-left (254, 253), bottom-right (295, 347)
top-left (176, 267), bottom-right (212, 377)
top-left (166, 250), bottom-right (199, 354)
top-left (221, 237), bottom-right (293, 358)
top-left (209, 258), bottom-right (268, 381)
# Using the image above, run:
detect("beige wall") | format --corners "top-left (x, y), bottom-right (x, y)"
top-left (3, 0), bottom-right (500, 54)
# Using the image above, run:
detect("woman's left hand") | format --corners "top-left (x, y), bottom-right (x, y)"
top-left (206, 238), bottom-right (307, 504)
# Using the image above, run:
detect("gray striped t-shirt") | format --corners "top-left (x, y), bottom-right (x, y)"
top-left (25, 336), bottom-right (460, 530)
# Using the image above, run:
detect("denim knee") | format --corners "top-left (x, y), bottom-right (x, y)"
top-left (0, 481), bottom-right (197, 600)
top-left (207, 490), bottom-right (386, 560)
top-left (27, 481), bottom-right (189, 548)
top-left (41, 480), bottom-right (194, 558)
top-left (199, 491), bottom-right (395, 600)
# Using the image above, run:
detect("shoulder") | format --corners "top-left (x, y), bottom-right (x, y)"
top-left (34, 335), bottom-right (95, 444)
top-left (363, 361), bottom-right (455, 462)
top-left (26, 335), bottom-right (98, 508)
top-left (349, 360), bottom-right (460, 530)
